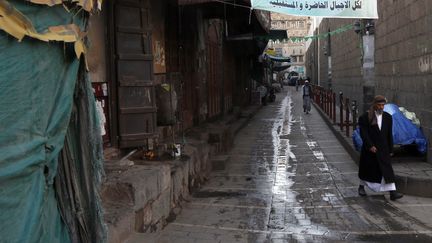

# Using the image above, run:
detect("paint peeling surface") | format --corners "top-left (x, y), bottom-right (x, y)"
top-left (0, 0), bottom-right (102, 58)
top-left (27, 0), bottom-right (102, 11)
top-left (150, 89), bottom-right (432, 242)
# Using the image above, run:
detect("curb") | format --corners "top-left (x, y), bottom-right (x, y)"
top-left (312, 103), bottom-right (432, 198)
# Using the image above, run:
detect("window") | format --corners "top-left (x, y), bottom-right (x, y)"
top-left (299, 56), bottom-right (304, 62)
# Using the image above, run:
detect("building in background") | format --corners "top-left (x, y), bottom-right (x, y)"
top-left (270, 14), bottom-right (312, 78)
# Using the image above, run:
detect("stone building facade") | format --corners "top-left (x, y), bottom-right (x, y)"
top-left (306, 0), bottom-right (432, 163)
top-left (271, 14), bottom-right (312, 77)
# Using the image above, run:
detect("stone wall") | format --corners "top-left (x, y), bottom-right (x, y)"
top-left (307, 18), bottom-right (364, 109)
top-left (306, 0), bottom-right (432, 162)
top-left (374, 0), bottom-right (432, 162)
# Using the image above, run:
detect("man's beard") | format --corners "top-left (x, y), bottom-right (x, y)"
top-left (375, 109), bottom-right (383, 115)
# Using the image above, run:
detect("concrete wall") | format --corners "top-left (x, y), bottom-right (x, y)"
top-left (308, 18), bottom-right (364, 107)
top-left (375, 0), bottom-right (432, 162)
top-left (306, 0), bottom-right (432, 163)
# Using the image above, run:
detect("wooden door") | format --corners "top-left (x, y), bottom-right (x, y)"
top-left (114, 0), bottom-right (157, 147)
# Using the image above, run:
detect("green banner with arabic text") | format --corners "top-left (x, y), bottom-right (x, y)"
top-left (251, 0), bottom-right (378, 19)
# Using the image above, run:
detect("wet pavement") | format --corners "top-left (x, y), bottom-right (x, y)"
top-left (135, 87), bottom-right (432, 242)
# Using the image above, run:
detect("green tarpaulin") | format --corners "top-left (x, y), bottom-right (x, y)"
top-left (0, 1), bottom-right (105, 242)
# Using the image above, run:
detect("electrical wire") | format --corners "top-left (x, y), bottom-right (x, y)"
top-left (213, 0), bottom-right (251, 9)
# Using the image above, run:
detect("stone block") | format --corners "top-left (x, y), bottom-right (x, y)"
top-left (134, 204), bottom-right (153, 233)
top-left (170, 161), bottom-right (190, 205)
top-left (150, 188), bottom-right (172, 229)
top-left (102, 165), bottom-right (171, 212)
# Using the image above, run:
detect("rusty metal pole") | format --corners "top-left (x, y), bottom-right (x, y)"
top-left (339, 92), bottom-right (343, 131)
top-left (345, 98), bottom-right (350, 137)
top-left (332, 92), bottom-right (336, 124)
top-left (327, 91), bottom-right (330, 117)
top-left (352, 100), bottom-right (358, 133)
top-left (321, 88), bottom-right (324, 110)
top-left (323, 89), bottom-right (327, 114)
top-left (325, 90), bottom-right (329, 115)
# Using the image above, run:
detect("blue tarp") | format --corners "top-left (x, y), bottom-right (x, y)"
top-left (353, 103), bottom-right (428, 154)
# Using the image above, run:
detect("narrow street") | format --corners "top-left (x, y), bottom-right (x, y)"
top-left (132, 87), bottom-right (432, 243)
top-left (3, 1), bottom-right (432, 243)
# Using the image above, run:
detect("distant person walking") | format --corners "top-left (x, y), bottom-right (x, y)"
top-left (302, 80), bottom-right (312, 114)
top-left (357, 95), bottom-right (403, 201)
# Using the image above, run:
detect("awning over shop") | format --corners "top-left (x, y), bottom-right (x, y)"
top-left (272, 64), bottom-right (291, 72)
top-left (266, 54), bottom-right (291, 62)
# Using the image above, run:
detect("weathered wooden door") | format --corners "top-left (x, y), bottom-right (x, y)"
top-left (114, 0), bottom-right (156, 147)
top-left (206, 22), bottom-right (222, 119)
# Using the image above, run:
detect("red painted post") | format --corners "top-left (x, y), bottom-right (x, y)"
top-left (327, 90), bottom-right (332, 120)
top-left (352, 100), bottom-right (358, 134)
top-left (325, 90), bottom-right (328, 115)
top-left (325, 90), bottom-right (330, 116)
top-left (345, 98), bottom-right (350, 137)
top-left (332, 92), bottom-right (336, 124)
top-left (327, 91), bottom-right (331, 117)
top-left (339, 92), bottom-right (343, 131)
top-left (322, 88), bottom-right (325, 110)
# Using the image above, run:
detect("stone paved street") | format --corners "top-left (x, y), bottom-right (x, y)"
top-left (131, 87), bottom-right (432, 243)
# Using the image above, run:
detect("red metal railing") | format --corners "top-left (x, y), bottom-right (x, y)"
top-left (312, 85), bottom-right (358, 137)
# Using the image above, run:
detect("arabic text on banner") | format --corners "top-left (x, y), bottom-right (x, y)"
top-left (251, 0), bottom-right (378, 19)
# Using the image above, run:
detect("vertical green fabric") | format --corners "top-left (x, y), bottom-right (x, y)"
top-left (0, 1), bottom-right (85, 242)
top-left (55, 69), bottom-right (106, 243)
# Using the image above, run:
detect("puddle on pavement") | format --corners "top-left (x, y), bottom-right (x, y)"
top-left (192, 191), bottom-right (246, 198)
top-left (267, 95), bottom-right (330, 237)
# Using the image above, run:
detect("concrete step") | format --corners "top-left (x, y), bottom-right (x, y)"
top-left (102, 164), bottom-right (171, 242)
top-left (103, 143), bottom-right (213, 243)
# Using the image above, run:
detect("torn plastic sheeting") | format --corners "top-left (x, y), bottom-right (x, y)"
top-left (28, 0), bottom-right (103, 11)
top-left (0, 0), bottom-right (86, 57)
top-left (55, 69), bottom-right (107, 243)
top-left (29, 0), bottom-right (62, 6)
top-left (0, 1), bottom-right (89, 242)
top-left (0, 31), bottom-right (77, 243)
